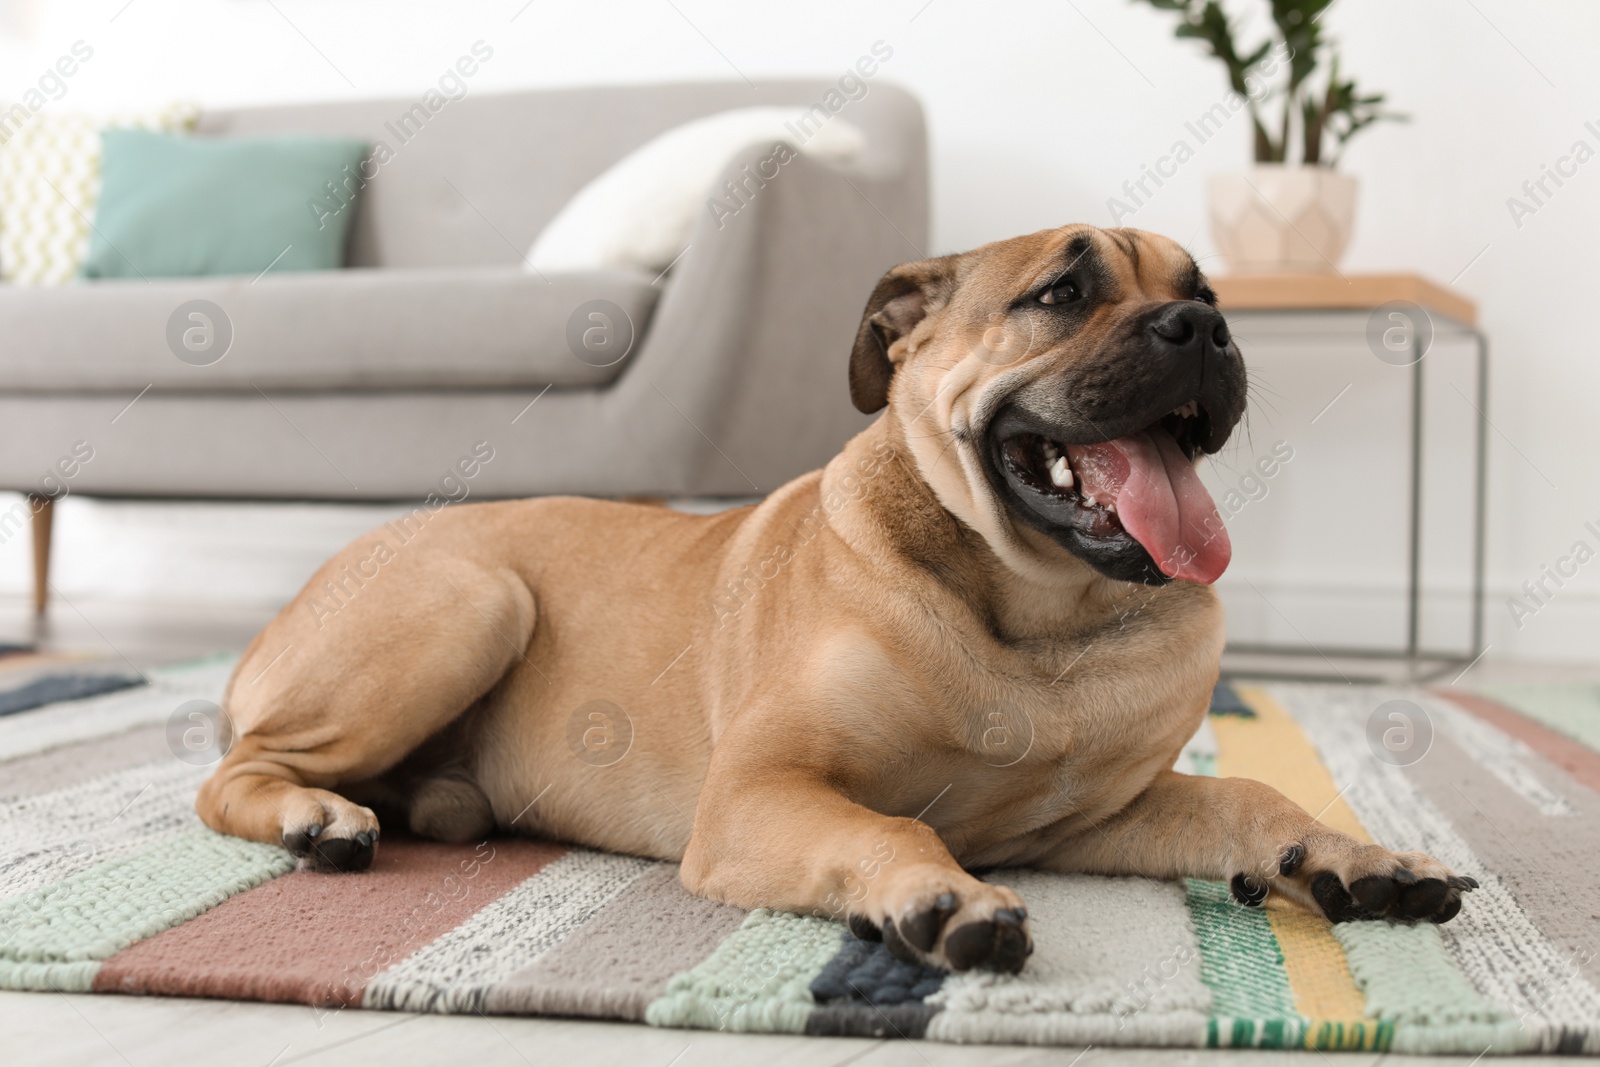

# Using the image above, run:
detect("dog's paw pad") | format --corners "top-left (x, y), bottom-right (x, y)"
top-left (1311, 870), bottom-right (1365, 923)
top-left (898, 892), bottom-right (957, 952)
top-left (1306, 865), bottom-right (1472, 925)
top-left (1231, 873), bottom-right (1269, 907)
top-left (1349, 874), bottom-right (1399, 914)
top-left (281, 823), bottom-right (323, 857)
top-left (1396, 877), bottom-right (1452, 920)
top-left (305, 831), bottom-right (377, 872)
top-left (944, 912), bottom-right (1030, 974)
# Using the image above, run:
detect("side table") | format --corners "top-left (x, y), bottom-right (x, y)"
top-left (1210, 273), bottom-right (1487, 681)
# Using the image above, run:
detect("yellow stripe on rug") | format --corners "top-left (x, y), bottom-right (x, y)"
top-left (1215, 686), bottom-right (1375, 1048)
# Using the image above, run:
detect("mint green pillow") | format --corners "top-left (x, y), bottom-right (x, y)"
top-left (81, 130), bottom-right (369, 279)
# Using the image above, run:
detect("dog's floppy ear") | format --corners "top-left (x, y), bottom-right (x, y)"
top-left (848, 255), bottom-right (960, 414)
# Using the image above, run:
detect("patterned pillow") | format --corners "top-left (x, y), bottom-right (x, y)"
top-left (0, 102), bottom-right (198, 286)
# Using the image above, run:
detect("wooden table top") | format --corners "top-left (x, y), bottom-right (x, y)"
top-left (1210, 272), bottom-right (1477, 327)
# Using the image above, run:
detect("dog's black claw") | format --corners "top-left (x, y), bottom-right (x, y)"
top-left (1278, 843), bottom-right (1305, 877)
top-left (1447, 875), bottom-right (1478, 891)
top-left (1392, 866), bottom-right (1418, 885)
top-left (899, 893), bottom-right (958, 953)
top-left (993, 907), bottom-right (1025, 926)
top-left (881, 918), bottom-right (920, 965)
top-left (1350, 874), bottom-right (1398, 915)
top-left (848, 913), bottom-right (883, 942)
top-left (1311, 871), bottom-right (1362, 923)
top-left (1231, 873), bottom-right (1269, 907)
top-left (354, 830), bottom-right (374, 847)
top-left (305, 824), bottom-right (323, 839)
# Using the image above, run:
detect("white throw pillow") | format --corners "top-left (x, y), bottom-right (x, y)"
top-left (526, 106), bottom-right (867, 276)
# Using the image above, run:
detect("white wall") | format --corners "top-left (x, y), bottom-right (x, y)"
top-left (1, 0), bottom-right (1596, 662)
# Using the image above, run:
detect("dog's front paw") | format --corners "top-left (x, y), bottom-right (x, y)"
top-left (851, 865), bottom-right (1031, 974)
top-left (1235, 839), bottom-right (1476, 925)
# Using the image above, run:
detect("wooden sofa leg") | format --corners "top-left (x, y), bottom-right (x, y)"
top-left (28, 495), bottom-right (53, 616)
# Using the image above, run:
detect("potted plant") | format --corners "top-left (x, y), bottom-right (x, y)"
top-left (1136, 0), bottom-right (1403, 272)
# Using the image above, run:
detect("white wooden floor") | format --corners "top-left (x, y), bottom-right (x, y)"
top-left (1, 988), bottom-right (1565, 1067)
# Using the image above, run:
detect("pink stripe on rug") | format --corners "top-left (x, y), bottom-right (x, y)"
top-left (93, 837), bottom-right (566, 1007)
top-left (1434, 689), bottom-right (1600, 794)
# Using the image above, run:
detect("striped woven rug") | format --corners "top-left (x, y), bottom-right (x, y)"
top-left (3, 657), bottom-right (1597, 1054)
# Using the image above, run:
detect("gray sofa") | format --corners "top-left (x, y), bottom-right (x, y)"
top-left (0, 81), bottom-right (928, 608)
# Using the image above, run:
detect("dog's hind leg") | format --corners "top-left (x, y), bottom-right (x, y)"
top-left (195, 552), bottom-right (535, 871)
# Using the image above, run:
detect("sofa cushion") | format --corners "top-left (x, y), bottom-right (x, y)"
top-left (81, 130), bottom-right (370, 280)
top-left (0, 102), bottom-right (199, 286)
top-left (0, 266), bottom-right (658, 391)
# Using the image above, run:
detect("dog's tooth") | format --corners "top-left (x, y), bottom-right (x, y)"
top-left (1048, 455), bottom-right (1073, 488)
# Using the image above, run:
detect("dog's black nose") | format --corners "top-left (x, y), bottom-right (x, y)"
top-left (1150, 302), bottom-right (1230, 353)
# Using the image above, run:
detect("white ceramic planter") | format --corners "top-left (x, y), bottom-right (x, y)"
top-left (1208, 165), bottom-right (1358, 273)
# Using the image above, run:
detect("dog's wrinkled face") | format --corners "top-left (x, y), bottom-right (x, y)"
top-left (850, 224), bottom-right (1247, 586)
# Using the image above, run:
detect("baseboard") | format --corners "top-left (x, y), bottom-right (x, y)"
top-left (3, 495), bottom-right (1596, 666)
top-left (1218, 576), bottom-right (1600, 664)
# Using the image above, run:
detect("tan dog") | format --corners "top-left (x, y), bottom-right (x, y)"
top-left (197, 224), bottom-right (1474, 973)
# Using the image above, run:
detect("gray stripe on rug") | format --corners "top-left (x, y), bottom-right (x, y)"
top-left (1427, 697), bottom-right (1577, 816)
top-left (0, 723), bottom-right (168, 803)
top-left (0, 658), bottom-right (235, 762)
top-left (0, 758), bottom-right (207, 902)
top-left (1405, 723), bottom-right (1600, 978)
top-left (482, 863), bottom-right (746, 1020)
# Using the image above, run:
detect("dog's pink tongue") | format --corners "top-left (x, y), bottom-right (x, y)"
top-left (1065, 431), bottom-right (1232, 583)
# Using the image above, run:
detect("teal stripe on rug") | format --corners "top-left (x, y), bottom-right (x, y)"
top-left (1476, 683), bottom-right (1600, 754)
top-left (1333, 909), bottom-right (1526, 1054)
top-left (1185, 879), bottom-right (1305, 1048)
top-left (0, 828), bottom-right (293, 992)
top-left (645, 908), bottom-right (844, 1033)
top-left (1182, 719), bottom-right (1303, 1048)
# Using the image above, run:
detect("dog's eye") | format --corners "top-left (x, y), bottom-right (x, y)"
top-left (1194, 286), bottom-right (1217, 307)
top-left (1038, 278), bottom-right (1082, 306)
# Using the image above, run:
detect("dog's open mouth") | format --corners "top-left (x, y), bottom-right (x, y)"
top-left (991, 402), bottom-right (1232, 584)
